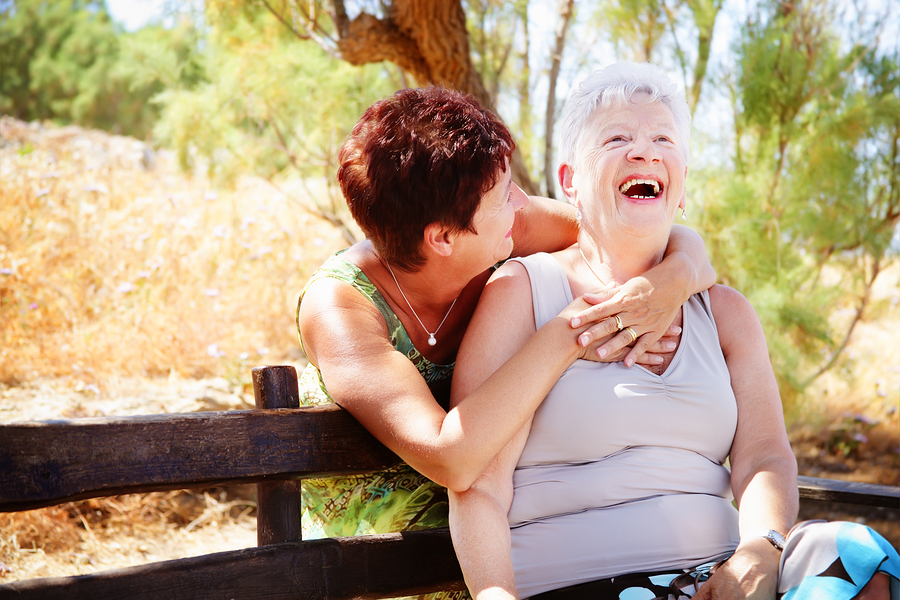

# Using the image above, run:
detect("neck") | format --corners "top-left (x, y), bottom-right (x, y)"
top-left (383, 257), bottom-right (466, 311)
top-left (576, 229), bottom-right (666, 284)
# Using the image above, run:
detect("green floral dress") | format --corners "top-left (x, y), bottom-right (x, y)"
top-left (296, 251), bottom-right (468, 600)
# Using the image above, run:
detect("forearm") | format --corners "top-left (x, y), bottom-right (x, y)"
top-left (449, 487), bottom-right (519, 600)
top-left (437, 314), bottom-right (580, 490)
top-left (510, 196), bottom-right (577, 257)
top-left (734, 456), bottom-right (799, 542)
top-left (655, 224), bottom-right (715, 297)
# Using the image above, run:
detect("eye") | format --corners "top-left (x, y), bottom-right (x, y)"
top-left (655, 135), bottom-right (673, 143)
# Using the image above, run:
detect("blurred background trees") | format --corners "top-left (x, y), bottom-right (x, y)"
top-left (1, 0), bottom-right (897, 405)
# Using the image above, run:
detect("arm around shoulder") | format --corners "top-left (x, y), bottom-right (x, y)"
top-left (510, 196), bottom-right (577, 257)
top-left (664, 224), bottom-right (716, 293)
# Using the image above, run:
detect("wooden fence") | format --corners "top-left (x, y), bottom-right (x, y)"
top-left (0, 365), bottom-right (897, 599)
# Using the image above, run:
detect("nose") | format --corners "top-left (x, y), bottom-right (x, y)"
top-left (627, 135), bottom-right (661, 163)
top-left (512, 182), bottom-right (529, 211)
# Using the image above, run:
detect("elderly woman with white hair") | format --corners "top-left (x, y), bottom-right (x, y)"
top-left (448, 62), bottom-right (899, 600)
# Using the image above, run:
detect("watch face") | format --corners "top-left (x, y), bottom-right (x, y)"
top-left (765, 530), bottom-right (786, 549)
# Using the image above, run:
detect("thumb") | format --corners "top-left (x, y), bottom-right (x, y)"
top-left (582, 288), bottom-right (616, 305)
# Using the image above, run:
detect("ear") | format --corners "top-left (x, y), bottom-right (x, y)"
top-left (558, 163), bottom-right (578, 206)
top-left (423, 222), bottom-right (454, 258)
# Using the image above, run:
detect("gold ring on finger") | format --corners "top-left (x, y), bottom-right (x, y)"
top-left (624, 326), bottom-right (637, 344)
top-left (613, 314), bottom-right (623, 330)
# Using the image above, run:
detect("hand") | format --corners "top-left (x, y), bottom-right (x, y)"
top-left (693, 539), bottom-right (779, 600)
top-left (568, 279), bottom-right (682, 366)
top-left (580, 323), bottom-right (681, 365)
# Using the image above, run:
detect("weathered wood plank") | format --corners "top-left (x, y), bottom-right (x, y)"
top-left (798, 475), bottom-right (899, 508)
top-left (0, 405), bottom-right (401, 512)
top-left (253, 365), bottom-right (304, 545)
top-left (4, 413), bottom-right (898, 513)
top-left (0, 529), bottom-right (465, 600)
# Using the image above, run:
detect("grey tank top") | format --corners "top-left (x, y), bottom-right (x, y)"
top-left (508, 253), bottom-right (740, 598)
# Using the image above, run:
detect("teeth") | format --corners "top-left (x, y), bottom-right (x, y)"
top-left (619, 179), bottom-right (660, 198)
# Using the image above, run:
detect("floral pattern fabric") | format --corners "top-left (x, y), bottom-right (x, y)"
top-left (296, 251), bottom-right (466, 600)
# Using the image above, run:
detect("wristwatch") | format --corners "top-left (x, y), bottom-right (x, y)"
top-left (760, 529), bottom-right (786, 551)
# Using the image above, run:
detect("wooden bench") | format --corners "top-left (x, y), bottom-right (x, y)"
top-left (0, 365), bottom-right (897, 599)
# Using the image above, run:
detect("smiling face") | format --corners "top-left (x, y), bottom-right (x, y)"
top-left (568, 93), bottom-right (686, 241)
top-left (460, 162), bottom-right (529, 270)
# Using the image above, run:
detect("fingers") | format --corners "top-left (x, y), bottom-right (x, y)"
top-left (633, 336), bottom-right (678, 366)
top-left (579, 320), bottom-right (657, 364)
top-left (569, 304), bottom-right (617, 328)
top-left (665, 323), bottom-right (682, 337)
top-left (574, 309), bottom-right (683, 367)
top-left (633, 352), bottom-right (663, 366)
top-left (592, 328), bottom-right (647, 364)
top-left (575, 316), bottom-right (622, 351)
top-left (648, 337), bottom-right (678, 353)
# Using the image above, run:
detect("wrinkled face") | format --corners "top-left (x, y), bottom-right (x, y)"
top-left (462, 162), bottom-right (529, 269)
top-left (572, 94), bottom-right (686, 238)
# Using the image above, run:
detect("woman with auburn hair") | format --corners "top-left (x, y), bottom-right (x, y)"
top-left (295, 86), bottom-right (715, 561)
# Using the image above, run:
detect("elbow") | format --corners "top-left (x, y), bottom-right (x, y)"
top-left (406, 452), bottom-right (481, 493)
top-left (432, 466), bottom-right (480, 494)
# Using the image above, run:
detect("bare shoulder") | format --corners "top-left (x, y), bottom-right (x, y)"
top-left (708, 284), bottom-right (756, 318)
top-left (452, 259), bottom-right (537, 405)
top-left (298, 274), bottom-right (391, 366)
top-left (477, 259), bottom-right (534, 316)
top-left (707, 284), bottom-right (766, 355)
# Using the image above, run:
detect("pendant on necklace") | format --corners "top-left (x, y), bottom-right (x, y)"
top-left (428, 334), bottom-right (437, 346)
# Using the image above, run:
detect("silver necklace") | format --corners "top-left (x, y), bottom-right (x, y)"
top-left (386, 262), bottom-right (457, 347)
top-left (578, 245), bottom-right (609, 286)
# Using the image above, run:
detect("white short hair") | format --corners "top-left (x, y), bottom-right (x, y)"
top-left (559, 62), bottom-right (692, 168)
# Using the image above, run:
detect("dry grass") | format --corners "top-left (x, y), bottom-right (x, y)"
top-left (0, 487), bottom-right (257, 580)
top-left (0, 115), bottom-right (351, 582)
top-left (0, 116), bottom-right (348, 387)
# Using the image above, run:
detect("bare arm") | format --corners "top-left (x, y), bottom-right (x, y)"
top-left (448, 260), bottom-right (542, 600)
top-left (298, 263), bottom-right (596, 493)
top-left (694, 285), bottom-right (798, 600)
top-left (572, 224), bottom-right (716, 366)
top-left (510, 196), bottom-right (578, 257)
top-left (450, 427), bottom-right (528, 600)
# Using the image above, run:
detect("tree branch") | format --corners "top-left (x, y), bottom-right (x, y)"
top-left (801, 257), bottom-right (882, 388)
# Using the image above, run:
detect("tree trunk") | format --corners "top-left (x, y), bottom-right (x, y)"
top-left (544, 0), bottom-right (575, 198)
top-left (330, 0), bottom-right (539, 194)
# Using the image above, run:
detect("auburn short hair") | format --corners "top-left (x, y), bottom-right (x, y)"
top-left (338, 87), bottom-right (515, 270)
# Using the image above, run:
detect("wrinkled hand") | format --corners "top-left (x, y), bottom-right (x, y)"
top-left (559, 293), bottom-right (679, 365)
top-left (693, 540), bottom-right (779, 600)
top-left (581, 324), bottom-right (681, 366)
top-left (568, 277), bottom-right (682, 366)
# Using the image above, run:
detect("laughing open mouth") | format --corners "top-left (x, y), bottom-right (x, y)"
top-left (619, 178), bottom-right (662, 199)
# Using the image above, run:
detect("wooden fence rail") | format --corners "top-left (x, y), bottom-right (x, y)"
top-left (0, 365), bottom-right (897, 600)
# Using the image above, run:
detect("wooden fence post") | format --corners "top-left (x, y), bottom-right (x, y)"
top-left (253, 365), bottom-right (303, 546)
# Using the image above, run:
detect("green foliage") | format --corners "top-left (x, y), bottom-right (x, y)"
top-left (592, 0), bottom-right (669, 62)
top-left (150, 1), bottom-right (395, 226)
top-left (700, 0), bottom-right (899, 401)
top-left (0, 0), bottom-right (188, 138)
